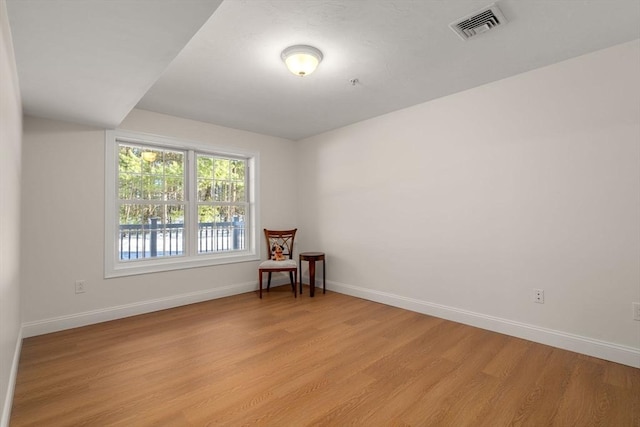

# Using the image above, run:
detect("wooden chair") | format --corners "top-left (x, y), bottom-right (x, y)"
top-left (258, 229), bottom-right (297, 298)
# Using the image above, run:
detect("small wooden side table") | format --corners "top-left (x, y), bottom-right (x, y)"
top-left (299, 252), bottom-right (325, 297)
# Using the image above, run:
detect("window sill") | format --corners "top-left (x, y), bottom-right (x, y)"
top-left (105, 252), bottom-right (260, 278)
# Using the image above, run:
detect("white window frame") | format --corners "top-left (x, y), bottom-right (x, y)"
top-left (105, 130), bottom-right (260, 278)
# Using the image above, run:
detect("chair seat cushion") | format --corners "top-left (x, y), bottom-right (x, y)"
top-left (259, 259), bottom-right (297, 269)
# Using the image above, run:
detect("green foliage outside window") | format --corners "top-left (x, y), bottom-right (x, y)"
top-left (118, 145), bottom-right (247, 226)
top-left (197, 155), bottom-right (246, 223)
top-left (118, 145), bottom-right (185, 225)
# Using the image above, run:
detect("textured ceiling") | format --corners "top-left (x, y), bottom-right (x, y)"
top-left (6, 0), bottom-right (223, 128)
top-left (7, 0), bottom-right (640, 140)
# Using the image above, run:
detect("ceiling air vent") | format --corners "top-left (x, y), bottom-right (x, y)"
top-left (450, 3), bottom-right (507, 40)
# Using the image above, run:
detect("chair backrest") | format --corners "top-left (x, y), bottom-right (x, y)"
top-left (264, 229), bottom-right (297, 260)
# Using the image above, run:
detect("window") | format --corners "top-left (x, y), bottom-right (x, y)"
top-left (117, 145), bottom-right (186, 260)
top-left (105, 130), bottom-right (259, 277)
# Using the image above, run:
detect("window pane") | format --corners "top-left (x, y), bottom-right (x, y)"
top-left (118, 144), bottom-right (184, 203)
top-left (119, 204), bottom-right (184, 260)
top-left (197, 156), bottom-right (213, 179)
top-left (119, 173), bottom-right (141, 200)
top-left (119, 146), bottom-right (142, 173)
top-left (166, 177), bottom-right (183, 201)
top-left (164, 152), bottom-right (183, 176)
top-left (198, 178), bottom-right (213, 202)
top-left (141, 150), bottom-right (162, 174)
top-left (195, 154), bottom-right (247, 253)
top-left (231, 182), bottom-right (245, 202)
top-left (197, 205), bottom-right (245, 253)
top-left (142, 175), bottom-right (164, 200)
top-left (231, 160), bottom-right (245, 181)
top-left (214, 181), bottom-right (229, 202)
top-left (230, 205), bottom-right (245, 221)
top-left (197, 155), bottom-right (246, 203)
top-left (214, 158), bottom-right (230, 180)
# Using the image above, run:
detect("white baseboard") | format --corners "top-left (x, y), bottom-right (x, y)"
top-left (22, 281), bottom-right (258, 338)
top-left (1, 328), bottom-right (22, 427)
top-left (328, 280), bottom-right (640, 368)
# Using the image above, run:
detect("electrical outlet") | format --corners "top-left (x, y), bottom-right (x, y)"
top-left (633, 302), bottom-right (640, 321)
top-left (534, 288), bottom-right (544, 304)
top-left (75, 280), bottom-right (86, 294)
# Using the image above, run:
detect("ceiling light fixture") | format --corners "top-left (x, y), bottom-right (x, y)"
top-left (141, 151), bottom-right (157, 162)
top-left (281, 45), bottom-right (323, 77)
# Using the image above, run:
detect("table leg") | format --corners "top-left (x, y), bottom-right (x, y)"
top-left (323, 258), bottom-right (326, 294)
top-left (309, 259), bottom-right (316, 297)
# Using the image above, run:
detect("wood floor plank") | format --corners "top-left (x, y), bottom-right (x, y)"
top-left (10, 287), bottom-right (640, 426)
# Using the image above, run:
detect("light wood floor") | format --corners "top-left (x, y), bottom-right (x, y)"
top-left (11, 287), bottom-right (640, 426)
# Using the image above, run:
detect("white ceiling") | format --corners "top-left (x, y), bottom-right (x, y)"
top-left (7, 0), bottom-right (640, 140)
top-left (6, 0), bottom-right (223, 128)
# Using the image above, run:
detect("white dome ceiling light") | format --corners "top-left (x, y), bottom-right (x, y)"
top-left (281, 45), bottom-right (323, 77)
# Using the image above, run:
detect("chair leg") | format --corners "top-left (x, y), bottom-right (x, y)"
top-left (289, 271), bottom-right (295, 295)
top-left (294, 270), bottom-right (298, 298)
top-left (267, 272), bottom-right (272, 290)
top-left (259, 270), bottom-right (262, 299)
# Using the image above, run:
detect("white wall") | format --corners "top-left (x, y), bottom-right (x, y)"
top-left (20, 109), bottom-right (298, 335)
top-left (297, 40), bottom-right (640, 366)
top-left (0, 1), bottom-right (22, 424)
